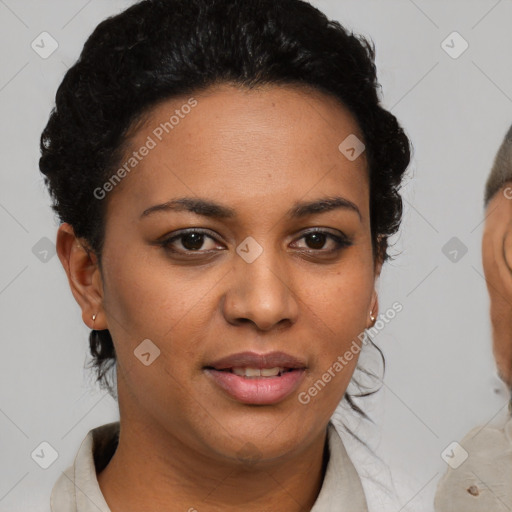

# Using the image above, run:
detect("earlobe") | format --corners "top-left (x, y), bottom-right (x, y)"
top-left (369, 254), bottom-right (382, 328)
top-left (368, 290), bottom-right (379, 328)
top-left (56, 222), bottom-right (105, 330)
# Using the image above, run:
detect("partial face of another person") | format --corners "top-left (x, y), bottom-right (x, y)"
top-left (483, 184), bottom-right (512, 389)
top-left (62, 83), bottom-right (380, 463)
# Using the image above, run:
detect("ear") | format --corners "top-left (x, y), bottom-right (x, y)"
top-left (482, 185), bottom-right (512, 388)
top-left (368, 249), bottom-right (384, 328)
top-left (482, 187), bottom-right (512, 297)
top-left (503, 227), bottom-right (512, 287)
top-left (56, 223), bottom-right (106, 330)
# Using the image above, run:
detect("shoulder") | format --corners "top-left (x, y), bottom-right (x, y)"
top-left (51, 465), bottom-right (77, 511)
top-left (50, 421), bottom-right (119, 512)
top-left (434, 414), bottom-right (512, 511)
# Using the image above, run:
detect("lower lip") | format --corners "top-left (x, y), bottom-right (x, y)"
top-left (204, 369), bottom-right (306, 405)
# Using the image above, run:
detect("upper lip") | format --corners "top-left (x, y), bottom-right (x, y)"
top-left (205, 351), bottom-right (307, 370)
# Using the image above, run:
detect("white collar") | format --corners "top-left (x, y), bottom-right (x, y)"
top-left (434, 412), bottom-right (512, 511)
top-left (51, 421), bottom-right (368, 512)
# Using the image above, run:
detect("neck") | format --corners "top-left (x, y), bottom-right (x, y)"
top-left (97, 417), bottom-right (329, 512)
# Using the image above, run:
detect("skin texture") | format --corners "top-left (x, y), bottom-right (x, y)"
top-left (56, 83), bottom-right (381, 511)
top-left (482, 183), bottom-right (512, 390)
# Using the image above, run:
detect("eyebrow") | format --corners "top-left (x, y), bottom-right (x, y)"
top-left (140, 195), bottom-right (362, 221)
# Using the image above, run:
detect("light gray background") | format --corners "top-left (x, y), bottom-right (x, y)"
top-left (1, 1), bottom-right (511, 511)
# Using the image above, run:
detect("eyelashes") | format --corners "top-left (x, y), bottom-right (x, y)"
top-left (158, 227), bottom-right (353, 256)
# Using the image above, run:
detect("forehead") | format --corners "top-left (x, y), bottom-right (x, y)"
top-left (104, 83), bottom-right (369, 223)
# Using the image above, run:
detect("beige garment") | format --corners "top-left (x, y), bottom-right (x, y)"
top-left (434, 409), bottom-right (512, 511)
top-left (50, 421), bottom-right (369, 512)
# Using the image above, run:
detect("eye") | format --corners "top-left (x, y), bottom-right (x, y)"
top-left (292, 228), bottom-right (352, 252)
top-left (158, 227), bottom-right (352, 256)
top-left (160, 229), bottom-right (223, 253)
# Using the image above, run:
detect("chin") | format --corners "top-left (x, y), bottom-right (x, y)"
top-left (193, 410), bottom-right (313, 463)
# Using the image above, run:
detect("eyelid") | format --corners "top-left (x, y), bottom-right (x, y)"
top-left (158, 227), bottom-right (352, 254)
top-left (160, 227), bottom-right (220, 242)
top-left (160, 228), bottom-right (223, 250)
top-left (290, 228), bottom-right (352, 250)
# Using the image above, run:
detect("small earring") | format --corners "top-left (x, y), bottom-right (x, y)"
top-left (370, 311), bottom-right (376, 322)
top-left (92, 313), bottom-right (97, 322)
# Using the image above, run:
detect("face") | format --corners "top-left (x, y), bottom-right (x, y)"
top-left (60, 83), bottom-right (381, 464)
top-left (482, 184), bottom-right (512, 389)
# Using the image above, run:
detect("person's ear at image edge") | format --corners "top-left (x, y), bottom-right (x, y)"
top-left (56, 222), bottom-right (106, 332)
top-left (482, 182), bottom-right (512, 390)
top-left (367, 239), bottom-right (384, 330)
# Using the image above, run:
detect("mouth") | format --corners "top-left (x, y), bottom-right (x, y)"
top-left (210, 367), bottom-right (297, 378)
top-left (203, 351), bottom-right (307, 405)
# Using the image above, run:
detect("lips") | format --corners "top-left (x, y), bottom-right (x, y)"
top-left (205, 351), bottom-right (307, 371)
top-left (204, 351), bottom-right (307, 405)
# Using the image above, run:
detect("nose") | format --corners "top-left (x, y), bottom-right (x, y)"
top-left (222, 245), bottom-right (300, 332)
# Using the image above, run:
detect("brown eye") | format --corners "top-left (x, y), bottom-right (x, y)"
top-left (180, 232), bottom-right (206, 251)
top-left (158, 228), bottom-right (352, 257)
top-left (292, 229), bottom-right (352, 252)
top-left (160, 229), bottom-right (222, 253)
top-left (304, 232), bottom-right (328, 250)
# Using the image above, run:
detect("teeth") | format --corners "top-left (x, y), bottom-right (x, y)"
top-left (231, 367), bottom-right (283, 377)
top-left (261, 367), bottom-right (281, 377)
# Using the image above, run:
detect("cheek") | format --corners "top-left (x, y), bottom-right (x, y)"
top-left (307, 264), bottom-right (374, 330)
top-left (102, 250), bottom-right (199, 336)
top-left (298, 264), bottom-right (375, 401)
top-left (101, 252), bottom-right (221, 392)
top-left (101, 259), bottom-right (200, 407)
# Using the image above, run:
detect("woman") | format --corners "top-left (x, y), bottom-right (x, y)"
top-left (40, 0), bottom-right (411, 510)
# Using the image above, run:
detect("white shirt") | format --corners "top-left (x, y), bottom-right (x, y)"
top-left (434, 408), bottom-right (512, 511)
top-left (50, 421), bottom-right (370, 512)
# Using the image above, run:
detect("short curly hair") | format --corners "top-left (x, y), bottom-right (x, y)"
top-left (39, 0), bottom-right (411, 407)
